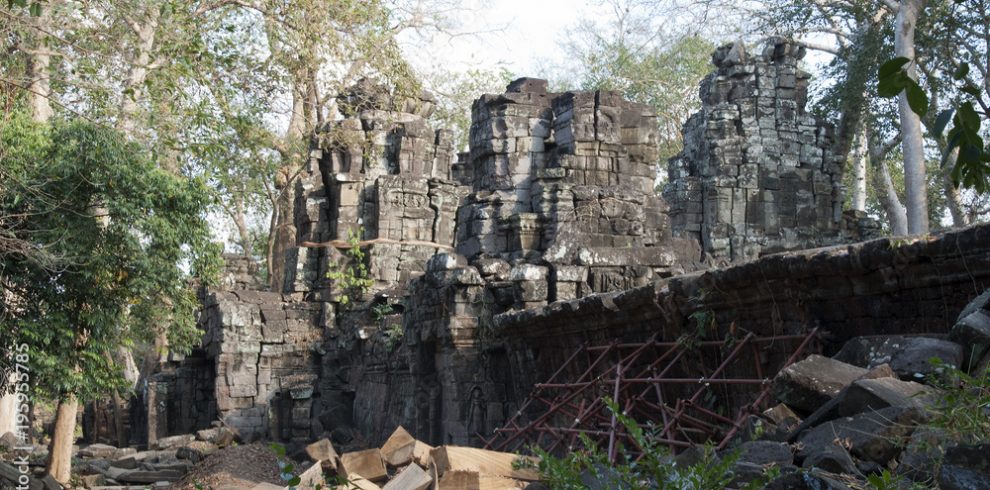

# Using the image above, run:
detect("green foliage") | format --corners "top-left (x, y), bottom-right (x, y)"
top-left (567, 31), bottom-right (715, 164)
top-left (383, 321), bottom-right (404, 352)
top-left (425, 67), bottom-right (515, 151)
top-left (326, 228), bottom-right (374, 306)
top-left (923, 358), bottom-right (990, 444)
top-left (371, 302), bottom-right (394, 321)
top-left (527, 398), bottom-right (772, 489)
top-left (877, 57), bottom-right (929, 117)
top-left (689, 309), bottom-right (716, 340)
top-left (4, 0), bottom-right (41, 16)
top-left (371, 302), bottom-right (403, 351)
top-left (866, 469), bottom-right (933, 490)
top-left (270, 443), bottom-right (302, 487)
top-left (879, 58), bottom-right (990, 194)
top-left (0, 111), bottom-right (219, 401)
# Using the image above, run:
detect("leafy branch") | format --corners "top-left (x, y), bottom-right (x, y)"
top-left (878, 57), bottom-right (990, 193)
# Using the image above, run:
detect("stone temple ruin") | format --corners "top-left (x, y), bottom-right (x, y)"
top-left (131, 39), bottom-right (988, 455)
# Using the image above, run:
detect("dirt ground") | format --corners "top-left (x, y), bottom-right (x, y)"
top-left (172, 442), bottom-right (285, 489)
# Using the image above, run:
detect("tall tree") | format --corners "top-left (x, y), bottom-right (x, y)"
top-left (0, 112), bottom-right (219, 482)
top-left (893, 0), bottom-right (930, 233)
top-left (553, 0), bottom-right (716, 165)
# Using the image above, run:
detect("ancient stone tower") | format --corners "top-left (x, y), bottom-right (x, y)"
top-left (144, 40), bottom-right (886, 449)
top-left (666, 41), bottom-right (859, 261)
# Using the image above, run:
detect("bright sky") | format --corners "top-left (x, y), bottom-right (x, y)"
top-left (399, 0), bottom-right (609, 78)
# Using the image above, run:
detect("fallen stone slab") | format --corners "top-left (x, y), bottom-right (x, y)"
top-left (80, 473), bottom-right (106, 487)
top-left (78, 443), bottom-right (120, 459)
top-left (382, 463), bottom-right (433, 490)
top-left (176, 441), bottom-right (218, 463)
top-left (75, 458), bottom-right (111, 475)
top-left (196, 426), bottom-right (238, 447)
top-left (152, 434), bottom-right (195, 450)
top-left (938, 443), bottom-right (990, 490)
top-left (785, 371), bottom-right (928, 439)
top-left (0, 460), bottom-right (51, 490)
top-left (950, 289), bottom-right (990, 366)
top-left (772, 354), bottom-right (868, 413)
top-left (110, 457), bottom-right (139, 470)
top-left (733, 441), bottom-right (793, 466)
top-left (0, 431), bottom-right (20, 450)
top-left (797, 406), bottom-right (923, 465)
top-left (898, 427), bottom-right (946, 483)
top-left (148, 461), bottom-right (192, 473)
top-left (91, 487), bottom-right (164, 490)
top-left (765, 469), bottom-right (855, 490)
top-left (833, 336), bottom-right (963, 381)
top-left (836, 377), bottom-right (935, 417)
top-left (763, 403), bottom-right (801, 426)
top-left (800, 443), bottom-right (858, 475)
top-left (114, 468), bottom-right (184, 484)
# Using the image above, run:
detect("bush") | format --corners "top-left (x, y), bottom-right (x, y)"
top-left (523, 398), bottom-right (772, 490)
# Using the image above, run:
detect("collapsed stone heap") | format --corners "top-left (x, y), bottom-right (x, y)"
top-left (138, 40), bottom-right (898, 451)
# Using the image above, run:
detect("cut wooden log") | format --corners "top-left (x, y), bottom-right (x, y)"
top-left (342, 473), bottom-right (383, 490)
top-left (306, 438), bottom-right (339, 464)
top-left (382, 463), bottom-right (433, 490)
top-left (412, 440), bottom-right (435, 467)
top-left (435, 470), bottom-right (524, 489)
top-left (430, 446), bottom-right (539, 481)
top-left (249, 483), bottom-right (284, 490)
top-left (381, 426), bottom-right (416, 466)
top-left (296, 462), bottom-right (326, 488)
top-left (437, 470), bottom-right (479, 489)
top-left (338, 448), bottom-right (388, 482)
top-left (478, 475), bottom-right (527, 490)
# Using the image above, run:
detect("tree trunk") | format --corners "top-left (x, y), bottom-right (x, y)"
top-left (118, 8), bottom-right (161, 137)
top-left (111, 347), bottom-right (138, 447)
top-left (46, 396), bottom-right (78, 484)
top-left (941, 148), bottom-right (970, 228)
top-left (26, 2), bottom-right (53, 122)
top-left (232, 195), bottom-right (253, 257)
top-left (894, 0), bottom-right (929, 234)
top-left (268, 68), bottom-right (314, 292)
top-left (851, 130), bottom-right (868, 212)
top-left (0, 374), bottom-right (16, 438)
top-left (266, 199), bottom-right (279, 289)
top-left (874, 158), bottom-right (909, 235)
top-left (269, 168), bottom-right (296, 293)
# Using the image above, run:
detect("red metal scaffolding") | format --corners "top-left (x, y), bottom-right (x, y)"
top-left (483, 328), bottom-right (821, 461)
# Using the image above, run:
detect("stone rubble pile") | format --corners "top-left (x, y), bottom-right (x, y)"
top-left (694, 289), bottom-right (990, 490)
top-left (38, 426), bottom-right (239, 489)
